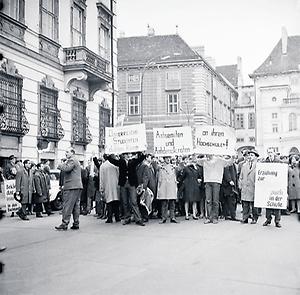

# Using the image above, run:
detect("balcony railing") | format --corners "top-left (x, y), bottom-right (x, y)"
top-left (63, 46), bottom-right (110, 78)
top-left (282, 98), bottom-right (300, 104)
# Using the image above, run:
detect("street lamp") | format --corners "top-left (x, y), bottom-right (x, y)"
top-left (180, 101), bottom-right (196, 125)
top-left (140, 54), bottom-right (177, 123)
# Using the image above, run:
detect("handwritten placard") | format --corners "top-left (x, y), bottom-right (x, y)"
top-left (254, 162), bottom-right (288, 209)
top-left (153, 126), bottom-right (193, 157)
top-left (194, 125), bottom-right (236, 156)
top-left (105, 123), bottom-right (147, 154)
top-left (4, 180), bottom-right (21, 213)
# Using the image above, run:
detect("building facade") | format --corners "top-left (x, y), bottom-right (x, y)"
top-left (117, 33), bottom-right (237, 152)
top-left (250, 28), bottom-right (300, 157)
top-left (0, 0), bottom-right (117, 168)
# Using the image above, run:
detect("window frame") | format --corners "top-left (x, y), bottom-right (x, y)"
top-left (167, 92), bottom-right (179, 114)
top-left (72, 97), bottom-right (87, 144)
top-left (71, 0), bottom-right (86, 47)
top-left (248, 112), bottom-right (255, 129)
top-left (2, 0), bottom-right (25, 23)
top-left (235, 113), bottom-right (244, 129)
top-left (128, 93), bottom-right (140, 116)
top-left (272, 123), bottom-right (278, 133)
top-left (289, 113), bottom-right (297, 131)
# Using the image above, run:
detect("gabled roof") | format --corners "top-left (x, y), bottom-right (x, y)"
top-left (252, 36), bottom-right (300, 76)
top-left (117, 34), bottom-right (199, 66)
top-left (215, 64), bottom-right (238, 87)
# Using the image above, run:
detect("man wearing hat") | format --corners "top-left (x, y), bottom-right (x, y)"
top-left (4, 155), bottom-right (17, 180)
top-left (239, 149), bottom-right (260, 224)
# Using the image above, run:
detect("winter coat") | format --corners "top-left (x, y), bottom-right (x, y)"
top-left (33, 170), bottom-right (49, 203)
top-left (181, 164), bottom-right (204, 203)
top-left (157, 163), bottom-right (177, 200)
top-left (100, 160), bottom-right (119, 203)
top-left (288, 165), bottom-right (300, 200)
top-left (221, 164), bottom-right (238, 196)
top-left (15, 168), bottom-right (34, 204)
top-left (239, 161), bottom-right (256, 202)
top-left (59, 156), bottom-right (83, 190)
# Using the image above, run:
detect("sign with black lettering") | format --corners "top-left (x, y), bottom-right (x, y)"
top-left (4, 180), bottom-right (21, 213)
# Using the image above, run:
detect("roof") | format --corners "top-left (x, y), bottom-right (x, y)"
top-left (215, 64), bottom-right (238, 87)
top-left (117, 34), bottom-right (199, 66)
top-left (252, 36), bottom-right (300, 76)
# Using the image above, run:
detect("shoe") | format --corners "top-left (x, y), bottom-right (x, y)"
top-left (105, 219), bottom-right (113, 223)
top-left (0, 246), bottom-right (6, 252)
top-left (240, 219), bottom-right (248, 224)
top-left (36, 213), bottom-right (43, 218)
top-left (275, 222), bottom-right (282, 228)
top-left (250, 220), bottom-right (257, 224)
top-left (159, 219), bottom-right (167, 224)
top-left (115, 218), bottom-right (121, 222)
top-left (263, 220), bottom-right (271, 226)
top-left (70, 225), bottom-right (79, 230)
top-left (204, 219), bottom-right (212, 224)
top-left (16, 211), bottom-right (29, 221)
top-left (192, 216), bottom-right (199, 220)
top-left (122, 219), bottom-right (131, 225)
top-left (185, 216), bottom-right (189, 220)
top-left (212, 220), bottom-right (218, 224)
top-left (170, 218), bottom-right (179, 224)
top-left (199, 214), bottom-right (204, 219)
top-left (136, 221), bottom-right (145, 226)
top-left (55, 224), bottom-right (68, 231)
top-left (47, 212), bottom-right (54, 216)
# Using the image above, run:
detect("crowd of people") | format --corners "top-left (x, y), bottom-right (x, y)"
top-left (0, 147), bottom-right (300, 231)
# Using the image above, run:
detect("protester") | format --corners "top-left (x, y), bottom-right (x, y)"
top-left (42, 164), bottom-right (53, 215)
top-left (15, 160), bottom-right (34, 221)
top-left (288, 155), bottom-right (300, 214)
top-left (197, 154), bottom-right (233, 224)
top-left (3, 155), bottom-right (17, 180)
top-left (180, 156), bottom-right (204, 220)
top-left (107, 152), bottom-right (146, 226)
top-left (157, 156), bottom-right (179, 224)
top-left (100, 154), bottom-right (120, 223)
top-left (55, 147), bottom-right (83, 230)
top-left (239, 150), bottom-right (259, 224)
top-left (263, 148), bottom-right (282, 228)
top-left (85, 157), bottom-right (98, 215)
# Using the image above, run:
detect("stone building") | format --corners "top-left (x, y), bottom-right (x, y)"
top-left (0, 0), bottom-right (117, 168)
top-left (250, 27), bottom-right (300, 157)
top-left (117, 32), bottom-right (237, 151)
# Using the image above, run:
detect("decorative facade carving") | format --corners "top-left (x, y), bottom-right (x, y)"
top-left (41, 75), bottom-right (56, 90)
top-left (39, 34), bottom-right (60, 60)
top-left (73, 87), bottom-right (85, 100)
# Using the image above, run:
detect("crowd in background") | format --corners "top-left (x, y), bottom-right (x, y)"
top-left (0, 147), bottom-right (300, 228)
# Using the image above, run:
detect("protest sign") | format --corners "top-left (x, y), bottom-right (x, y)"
top-left (153, 126), bottom-right (193, 157)
top-left (4, 180), bottom-right (21, 213)
top-left (254, 162), bottom-right (288, 209)
top-left (105, 123), bottom-right (147, 154)
top-left (194, 125), bottom-right (236, 156)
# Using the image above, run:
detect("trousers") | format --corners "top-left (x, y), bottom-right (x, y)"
top-left (205, 182), bottom-right (221, 221)
top-left (62, 189), bottom-right (82, 226)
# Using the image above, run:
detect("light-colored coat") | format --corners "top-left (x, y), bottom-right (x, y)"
top-left (100, 160), bottom-right (119, 203)
top-left (239, 161), bottom-right (256, 202)
top-left (157, 163), bottom-right (177, 200)
top-left (288, 166), bottom-right (300, 200)
top-left (15, 168), bottom-right (34, 204)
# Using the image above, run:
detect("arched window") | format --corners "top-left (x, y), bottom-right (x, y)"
top-left (289, 113), bottom-right (297, 131)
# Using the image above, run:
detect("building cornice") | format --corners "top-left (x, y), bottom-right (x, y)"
top-left (250, 69), bottom-right (300, 79)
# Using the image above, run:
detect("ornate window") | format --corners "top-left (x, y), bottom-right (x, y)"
top-left (39, 75), bottom-right (64, 141)
top-left (0, 59), bottom-right (29, 136)
top-left (71, 0), bottom-right (86, 46)
top-left (72, 87), bottom-right (92, 145)
top-left (2, 0), bottom-right (25, 22)
top-left (128, 93), bottom-right (140, 115)
top-left (167, 92), bottom-right (179, 114)
top-left (99, 99), bottom-right (111, 149)
top-left (235, 113), bottom-right (244, 129)
top-left (289, 113), bottom-right (297, 131)
top-left (40, 0), bottom-right (59, 41)
top-left (248, 112), bottom-right (255, 129)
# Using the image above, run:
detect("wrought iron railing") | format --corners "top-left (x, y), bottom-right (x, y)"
top-left (282, 98), bottom-right (300, 104)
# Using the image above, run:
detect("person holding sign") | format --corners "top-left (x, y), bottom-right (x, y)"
top-left (197, 155), bottom-right (234, 224)
top-left (157, 156), bottom-right (179, 224)
top-left (263, 148), bottom-right (283, 228)
top-left (239, 150), bottom-right (259, 224)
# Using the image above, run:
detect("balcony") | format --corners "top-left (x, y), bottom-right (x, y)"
top-left (63, 46), bottom-right (112, 100)
top-left (281, 97), bottom-right (300, 108)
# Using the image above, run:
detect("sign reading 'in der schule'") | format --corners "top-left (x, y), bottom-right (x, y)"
top-left (105, 123), bottom-right (147, 154)
top-left (254, 162), bottom-right (288, 209)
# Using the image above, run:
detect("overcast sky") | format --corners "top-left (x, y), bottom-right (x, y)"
top-left (117, 0), bottom-right (300, 84)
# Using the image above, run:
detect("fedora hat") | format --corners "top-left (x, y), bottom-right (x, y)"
top-left (248, 149), bottom-right (259, 157)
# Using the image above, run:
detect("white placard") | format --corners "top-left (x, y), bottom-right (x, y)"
top-left (194, 125), bottom-right (236, 156)
top-left (153, 126), bottom-right (193, 157)
top-left (254, 162), bottom-right (288, 209)
top-left (105, 123), bottom-right (147, 154)
top-left (4, 180), bottom-right (21, 213)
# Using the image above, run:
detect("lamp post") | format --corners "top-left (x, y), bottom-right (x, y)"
top-left (140, 55), bottom-right (173, 124)
top-left (180, 101), bottom-right (196, 126)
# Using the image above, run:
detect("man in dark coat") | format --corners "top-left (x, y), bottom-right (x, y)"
top-left (4, 155), bottom-right (17, 180)
top-left (108, 152), bottom-right (146, 226)
top-left (55, 147), bottom-right (83, 230)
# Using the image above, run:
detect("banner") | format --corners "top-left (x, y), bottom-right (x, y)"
top-left (254, 162), bottom-right (288, 209)
top-left (4, 180), bottom-right (21, 213)
top-left (194, 125), bottom-right (236, 156)
top-left (153, 126), bottom-right (193, 157)
top-left (105, 123), bottom-right (147, 154)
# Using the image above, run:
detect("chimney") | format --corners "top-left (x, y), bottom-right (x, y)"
top-left (237, 56), bottom-right (243, 88)
top-left (281, 26), bottom-right (288, 55)
top-left (147, 24), bottom-right (155, 37)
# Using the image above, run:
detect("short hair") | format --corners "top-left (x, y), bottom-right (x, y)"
top-left (8, 155), bottom-right (15, 160)
top-left (23, 159), bottom-right (30, 165)
top-left (37, 163), bottom-right (43, 169)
